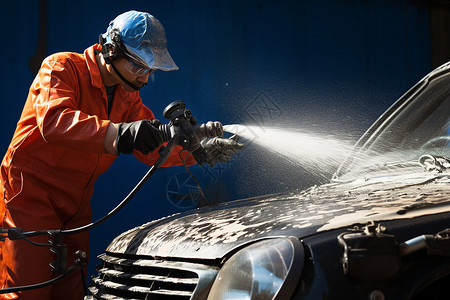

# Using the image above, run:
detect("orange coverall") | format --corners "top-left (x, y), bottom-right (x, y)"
top-left (0, 44), bottom-right (193, 299)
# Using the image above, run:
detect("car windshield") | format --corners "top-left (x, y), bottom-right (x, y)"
top-left (334, 67), bottom-right (450, 181)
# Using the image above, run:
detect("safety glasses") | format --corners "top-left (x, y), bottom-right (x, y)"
top-left (124, 58), bottom-right (155, 76)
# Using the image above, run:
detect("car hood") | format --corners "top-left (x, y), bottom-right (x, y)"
top-left (107, 168), bottom-right (450, 260)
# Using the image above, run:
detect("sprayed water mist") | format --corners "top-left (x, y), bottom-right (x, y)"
top-left (223, 124), bottom-right (356, 179)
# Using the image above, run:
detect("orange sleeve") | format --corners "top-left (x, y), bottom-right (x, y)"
top-left (33, 58), bottom-right (110, 153)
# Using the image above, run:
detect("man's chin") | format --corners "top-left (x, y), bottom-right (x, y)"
top-left (123, 82), bottom-right (146, 92)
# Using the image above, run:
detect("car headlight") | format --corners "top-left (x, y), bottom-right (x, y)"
top-left (207, 237), bottom-right (304, 300)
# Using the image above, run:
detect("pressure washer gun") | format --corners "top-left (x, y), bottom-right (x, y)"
top-left (154, 100), bottom-right (223, 167)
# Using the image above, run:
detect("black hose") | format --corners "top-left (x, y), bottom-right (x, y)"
top-left (62, 139), bottom-right (176, 235)
top-left (0, 264), bottom-right (80, 294)
top-left (61, 163), bottom-right (159, 235)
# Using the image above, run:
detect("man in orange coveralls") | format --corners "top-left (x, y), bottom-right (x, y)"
top-left (0, 10), bottom-right (241, 299)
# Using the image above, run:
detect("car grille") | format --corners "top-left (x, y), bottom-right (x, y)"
top-left (88, 253), bottom-right (219, 300)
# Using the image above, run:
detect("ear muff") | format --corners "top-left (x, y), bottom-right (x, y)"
top-left (98, 34), bottom-right (140, 91)
top-left (98, 29), bottom-right (142, 91)
top-left (99, 36), bottom-right (114, 64)
top-left (99, 30), bottom-right (123, 64)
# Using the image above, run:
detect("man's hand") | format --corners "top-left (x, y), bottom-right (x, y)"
top-left (116, 120), bottom-right (163, 155)
top-left (193, 136), bottom-right (244, 167)
top-left (198, 121), bottom-right (223, 138)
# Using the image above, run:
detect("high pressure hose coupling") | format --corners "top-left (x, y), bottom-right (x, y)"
top-left (159, 101), bottom-right (223, 152)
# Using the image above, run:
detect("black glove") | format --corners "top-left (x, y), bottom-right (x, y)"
top-left (199, 121), bottom-right (223, 138)
top-left (193, 136), bottom-right (244, 167)
top-left (116, 119), bottom-right (163, 155)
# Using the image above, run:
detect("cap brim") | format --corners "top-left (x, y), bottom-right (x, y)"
top-left (151, 47), bottom-right (179, 71)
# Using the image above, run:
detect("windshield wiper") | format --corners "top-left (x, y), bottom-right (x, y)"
top-left (418, 154), bottom-right (450, 172)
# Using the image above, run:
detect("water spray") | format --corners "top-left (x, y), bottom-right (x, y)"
top-left (222, 124), bottom-right (356, 180)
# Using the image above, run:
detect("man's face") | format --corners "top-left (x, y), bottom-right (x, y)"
top-left (110, 57), bottom-right (156, 92)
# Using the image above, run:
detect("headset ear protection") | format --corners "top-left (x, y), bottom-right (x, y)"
top-left (99, 35), bottom-right (115, 64)
top-left (98, 29), bottom-right (142, 91)
top-left (99, 29), bottom-right (123, 64)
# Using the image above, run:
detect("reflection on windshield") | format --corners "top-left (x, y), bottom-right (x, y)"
top-left (335, 71), bottom-right (450, 180)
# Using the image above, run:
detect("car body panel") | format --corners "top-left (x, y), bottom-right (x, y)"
top-left (107, 166), bottom-right (450, 259)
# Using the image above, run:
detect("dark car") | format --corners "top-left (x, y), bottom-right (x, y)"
top-left (87, 62), bottom-right (450, 300)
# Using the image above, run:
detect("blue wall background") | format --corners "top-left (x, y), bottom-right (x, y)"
top-left (0, 0), bottom-right (439, 280)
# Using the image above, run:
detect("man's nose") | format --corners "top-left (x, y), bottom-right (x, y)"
top-left (137, 73), bottom-right (150, 83)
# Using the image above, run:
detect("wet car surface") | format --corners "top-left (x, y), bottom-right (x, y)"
top-left (87, 62), bottom-right (450, 299)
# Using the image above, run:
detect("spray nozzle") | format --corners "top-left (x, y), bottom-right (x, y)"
top-left (160, 101), bottom-right (222, 152)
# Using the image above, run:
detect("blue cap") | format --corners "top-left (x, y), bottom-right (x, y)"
top-left (103, 10), bottom-right (178, 71)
